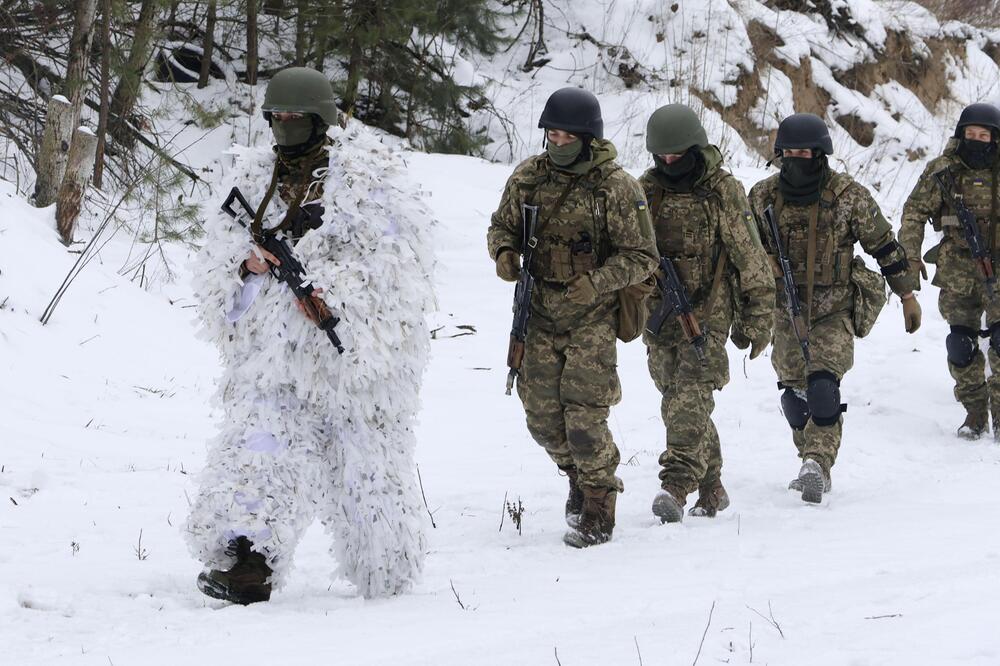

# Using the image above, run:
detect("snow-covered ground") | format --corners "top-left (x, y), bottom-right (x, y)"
top-left (3, 140), bottom-right (1000, 665)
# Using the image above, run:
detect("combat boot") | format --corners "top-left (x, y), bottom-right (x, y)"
top-left (196, 536), bottom-right (272, 605)
top-left (651, 485), bottom-right (686, 524)
top-left (958, 409), bottom-right (988, 440)
top-left (559, 465), bottom-right (584, 529)
top-left (563, 486), bottom-right (616, 548)
top-left (794, 459), bottom-right (830, 504)
top-left (688, 478), bottom-right (729, 518)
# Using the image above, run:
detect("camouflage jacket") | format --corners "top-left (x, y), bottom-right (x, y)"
top-left (899, 138), bottom-right (1000, 291)
top-left (639, 145), bottom-right (774, 339)
top-left (487, 139), bottom-right (658, 331)
top-left (749, 170), bottom-right (916, 325)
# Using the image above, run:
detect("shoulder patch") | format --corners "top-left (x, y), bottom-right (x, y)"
top-left (637, 200), bottom-right (648, 211)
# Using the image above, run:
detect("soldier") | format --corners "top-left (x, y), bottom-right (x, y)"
top-left (748, 113), bottom-right (921, 503)
top-left (487, 87), bottom-right (658, 548)
top-left (185, 67), bottom-right (434, 603)
top-left (639, 105), bottom-right (775, 523)
top-left (899, 103), bottom-right (1000, 439)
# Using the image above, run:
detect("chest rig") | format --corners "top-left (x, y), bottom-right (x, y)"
top-left (646, 173), bottom-right (726, 301)
top-left (517, 164), bottom-right (616, 282)
top-left (936, 166), bottom-right (1000, 252)
top-left (770, 175), bottom-right (854, 292)
top-left (251, 141), bottom-right (329, 244)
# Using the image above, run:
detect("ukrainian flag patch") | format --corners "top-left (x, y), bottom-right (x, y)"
top-left (637, 200), bottom-right (648, 211)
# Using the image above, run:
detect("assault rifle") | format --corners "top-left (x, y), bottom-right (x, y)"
top-left (645, 256), bottom-right (707, 366)
top-left (763, 205), bottom-right (810, 363)
top-left (933, 168), bottom-right (998, 303)
top-left (221, 186), bottom-right (345, 354)
top-left (506, 203), bottom-right (540, 395)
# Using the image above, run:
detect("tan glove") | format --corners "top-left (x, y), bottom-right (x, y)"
top-left (566, 274), bottom-right (598, 306)
top-left (902, 292), bottom-right (921, 333)
top-left (496, 249), bottom-right (520, 282)
top-left (732, 326), bottom-right (770, 359)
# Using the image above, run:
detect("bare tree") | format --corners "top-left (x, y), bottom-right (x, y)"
top-left (247, 0), bottom-right (259, 85)
top-left (198, 0), bottom-right (218, 88)
top-left (93, 0), bottom-right (112, 189)
top-left (109, 0), bottom-right (160, 146)
top-left (33, 0), bottom-right (98, 207)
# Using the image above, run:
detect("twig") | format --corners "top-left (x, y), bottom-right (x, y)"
top-left (692, 600), bottom-right (716, 665)
top-left (746, 601), bottom-right (785, 639)
top-left (499, 490), bottom-right (508, 532)
top-left (449, 579), bottom-right (466, 610)
top-left (554, 647), bottom-right (562, 666)
top-left (865, 613), bottom-right (902, 620)
top-left (635, 635), bottom-right (643, 666)
top-left (748, 620), bottom-right (755, 662)
top-left (415, 464), bottom-right (436, 529)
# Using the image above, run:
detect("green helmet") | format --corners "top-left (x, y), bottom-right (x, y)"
top-left (262, 67), bottom-right (339, 126)
top-left (645, 104), bottom-right (708, 154)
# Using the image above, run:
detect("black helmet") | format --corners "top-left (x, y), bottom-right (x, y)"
top-left (954, 103), bottom-right (1000, 138)
top-left (774, 113), bottom-right (833, 156)
top-left (538, 87), bottom-right (603, 140)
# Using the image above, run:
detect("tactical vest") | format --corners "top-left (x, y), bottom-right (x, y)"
top-left (516, 163), bottom-right (617, 282)
top-left (935, 166), bottom-right (999, 252)
top-left (646, 172), bottom-right (726, 301)
top-left (771, 175), bottom-right (855, 289)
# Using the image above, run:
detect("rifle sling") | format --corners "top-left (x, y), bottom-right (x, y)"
top-left (702, 247), bottom-right (729, 322)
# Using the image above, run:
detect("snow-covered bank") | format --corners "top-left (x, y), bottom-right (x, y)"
top-left (3, 148), bottom-right (1000, 665)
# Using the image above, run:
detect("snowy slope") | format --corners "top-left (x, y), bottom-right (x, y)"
top-left (3, 146), bottom-right (1000, 665)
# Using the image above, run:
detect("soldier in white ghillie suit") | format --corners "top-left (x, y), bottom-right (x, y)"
top-left (185, 67), bottom-right (435, 603)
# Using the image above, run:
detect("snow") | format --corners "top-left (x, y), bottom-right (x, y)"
top-left (4, 137), bottom-right (1000, 663)
top-left (4, 0), bottom-right (1000, 662)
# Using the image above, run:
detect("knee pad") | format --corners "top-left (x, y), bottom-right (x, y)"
top-left (807, 371), bottom-right (844, 427)
top-left (947, 325), bottom-right (978, 368)
top-left (779, 384), bottom-right (809, 431)
top-left (989, 323), bottom-right (1000, 357)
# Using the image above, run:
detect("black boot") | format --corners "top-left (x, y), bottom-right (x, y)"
top-left (197, 536), bottom-right (272, 605)
top-left (560, 466), bottom-right (584, 529)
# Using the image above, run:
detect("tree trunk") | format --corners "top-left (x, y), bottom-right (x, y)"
top-left (198, 0), bottom-right (217, 88)
top-left (63, 0), bottom-right (99, 122)
top-left (294, 0), bottom-right (308, 66)
top-left (34, 0), bottom-right (98, 207)
top-left (93, 0), bottom-right (112, 189)
top-left (247, 0), bottom-right (259, 85)
top-left (33, 96), bottom-right (73, 207)
top-left (55, 127), bottom-right (99, 245)
top-left (109, 0), bottom-right (159, 146)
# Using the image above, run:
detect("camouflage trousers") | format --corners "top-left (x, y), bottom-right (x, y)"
top-left (771, 312), bottom-right (854, 474)
top-left (645, 330), bottom-right (729, 495)
top-left (517, 315), bottom-right (623, 491)
top-left (938, 285), bottom-right (1000, 423)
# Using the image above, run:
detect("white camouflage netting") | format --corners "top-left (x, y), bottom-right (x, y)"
top-left (184, 122), bottom-right (436, 598)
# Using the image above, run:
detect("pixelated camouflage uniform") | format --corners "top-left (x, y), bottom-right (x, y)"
top-left (899, 138), bottom-right (1000, 426)
top-left (488, 139), bottom-right (658, 491)
top-left (749, 170), bottom-right (917, 474)
top-left (639, 146), bottom-right (774, 495)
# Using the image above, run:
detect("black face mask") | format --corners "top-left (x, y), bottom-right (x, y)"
top-left (779, 155), bottom-right (827, 204)
top-left (958, 138), bottom-right (998, 170)
top-left (653, 148), bottom-right (704, 192)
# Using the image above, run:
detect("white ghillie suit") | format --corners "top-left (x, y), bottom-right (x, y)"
top-left (185, 123), bottom-right (435, 597)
